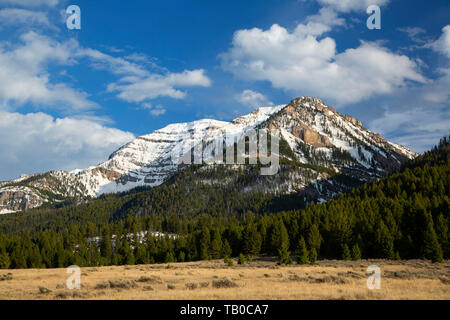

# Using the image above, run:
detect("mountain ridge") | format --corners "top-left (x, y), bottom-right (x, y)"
top-left (0, 96), bottom-right (417, 214)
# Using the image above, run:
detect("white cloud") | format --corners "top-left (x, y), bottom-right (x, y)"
top-left (369, 106), bottom-right (450, 153)
top-left (76, 47), bottom-right (149, 77)
top-left (0, 29), bottom-right (212, 115)
top-left (305, 7), bottom-right (346, 28)
top-left (107, 69), bottom-right (211, 103)
top-left (220, 23), bottom-right (426, 105)
top-left (236, 90), bottom-right (273, 108)
top-left (0, 31), bottom-right (97, 110)
top-left (150, 107), bottom-right (166, 116)
top-left (315, 0), bottom-right (389, 12)
top-left (0, 111), bottom-right (135, 180)
top-left (428, 25), bottom-right (450, 59)
top-left (397, 27), bottom-right (427, 44)
top-left (0, 0), bottom-right (58, 7)
top-left (0, 8), bottom-right (53, 29)
top-left (140, 102), bottom-right (166, 116)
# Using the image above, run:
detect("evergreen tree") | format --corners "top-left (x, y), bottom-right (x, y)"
top-left (342, 244), bottom-right (351, 260)
top-left (0, 250), bottom-right (11, 269)
top-left (307, 224), bottom-right (322, 253)
top-left (351, 244), bottom-right (362, 260)
top-left (198, 228), bottom-right (211, 260)
top-left (423, 220), bottom-right (444, 263)
top-left (309, 247), bottom-right (317, 265)
top-left (238, 253), bottom-right (245, 265)
top-left (242, 223), bottom-right (262, 257)
top-left (99, 228), bottom-right (112, 265)
top-left (276, 221), bottom-right (292, 265)
top-left (210, 229), bottom-right (223, 259)
top-left (222, 239), bottom-right (232, 258)
top-left (296, 237), bottom-right (309, 264)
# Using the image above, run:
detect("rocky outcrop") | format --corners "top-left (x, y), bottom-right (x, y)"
top-left (0, 187), bottom-right (45, 212)
top-left (344, 115), bottom-right (363, 127)
top-left (292, 123), bottom-right (332, 147)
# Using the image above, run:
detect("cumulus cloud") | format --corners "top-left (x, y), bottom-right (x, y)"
top-left (427, 25), bottom-right (450, 58)
top-left (220, 23), bottom-right (426, 105)
top-left (0, 31), bottom-right (97, 110)
top-left (0, 111), bottom-right (135, 180)
top-left (0, 30), bottom-right (211, 111)
top-left (141, 102), bottom-right (166, 116)
top-left (107, 69), bottom-right (211, 103)
top-left (236, 90), bottom-right (273, 108)
top-left (397, 27), bottom-right (427, 44)
top-left (0, 8), bottom-right (54, 29)
top-left (369, 106), bottom-right (450, 153)
top-left (0, 0), bottom-right (58, 7)
top-left (315, 0), bottom-right (389, 12)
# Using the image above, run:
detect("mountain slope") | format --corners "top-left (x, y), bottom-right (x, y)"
top-left (0, 96), bottom-right (416, 214)
top-left (0, 136), bottom-right (447, 268)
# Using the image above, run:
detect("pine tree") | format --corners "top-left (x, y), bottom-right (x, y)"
top-left (307, 224), bottom-right (322, 253)
top-left (342, 244), bottom-right (351, 260)
top-left (99, 227), bottom-right (112, 265)
top-left (309, 247), bottom-right (317, 265)
top-left (296, 237), bottom-right (309, 264)
top-left (423, 221), bottom-right (444, 263)
top-left (238, 253), bottom-right (245, 265)
top-left (198, 228), bottom-right (210, 260)
top-left (210, 229), bottom-right (223, 259)
top-left (242, 223), bottom-right (262, 257)
top-left (276, 221), bottom-right (292, 265)
top-left (0, 250), bottom-right (11, 269)
top-left (222, 239), bottom-right (232, 258)
top-left (351, 244), bottom-right (362, 260)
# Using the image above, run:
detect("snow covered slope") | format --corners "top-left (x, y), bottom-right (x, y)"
top-left (0, 97), bottom-right (417, 213)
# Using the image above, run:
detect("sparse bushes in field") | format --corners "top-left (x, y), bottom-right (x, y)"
top-left (54, 291), bottom-right (90, 299)
top-left (94, 279), bottom-right (137, 289)
top-left (0, 273), bottom-right (12, 281)
top-left (94, 281), bottom-right (109, 289)
top-left (137, 275), bottom-right (162, 283)
top-left (199, 281), bottom-right (209, 288)
top-left (288, 274), bottom-right (348, 284)
top-left (185, 282), bottom-right (198, 290)
top-left (38, 286), bottom-right (51, 294)
top-left (212, 278), bottom-right (238, 288)
top-left (167, 283), bottom-right (176, 290)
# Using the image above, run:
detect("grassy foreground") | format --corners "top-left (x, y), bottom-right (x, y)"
top-left (0, 258), bottom-right (449, 300)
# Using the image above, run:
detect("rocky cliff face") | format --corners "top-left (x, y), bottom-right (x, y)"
top-left (0, 96), bottom-right (417, 214)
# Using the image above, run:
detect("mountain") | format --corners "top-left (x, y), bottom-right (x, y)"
top-left (0, 96), bottom-right (416, 214)
top-left (0, 136), bottom-right (447, 268)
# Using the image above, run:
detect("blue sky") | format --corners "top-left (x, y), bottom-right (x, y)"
top-left (0, 0), bottom-right (449, 180)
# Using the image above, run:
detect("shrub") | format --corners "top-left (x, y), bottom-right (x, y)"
top-left (185, 282), bottom-right (198, 290)
top-left (167, 283), bottom-right (176, 290)
top-left (212, 278), bottom-right (238, 288)
top-left (224, 257), bottom-right (233, 266)
top-left (137, 275), bottom-right (162, 283)
top-left (238, 253), bottom-right (245, 265)
top-left (38, 286), bottom-right (51, 294)
top-left (108, 280), bottom-right (137, 289)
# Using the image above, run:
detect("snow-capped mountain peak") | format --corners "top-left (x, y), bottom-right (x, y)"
top-left (0, 97), bottom-right (417, 213)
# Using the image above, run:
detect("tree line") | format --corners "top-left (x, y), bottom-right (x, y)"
top-left (0, 136), bottom-right (448, 269)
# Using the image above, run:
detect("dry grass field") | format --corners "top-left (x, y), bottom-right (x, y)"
top-left (0, 258), bottom-right (449, 300)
